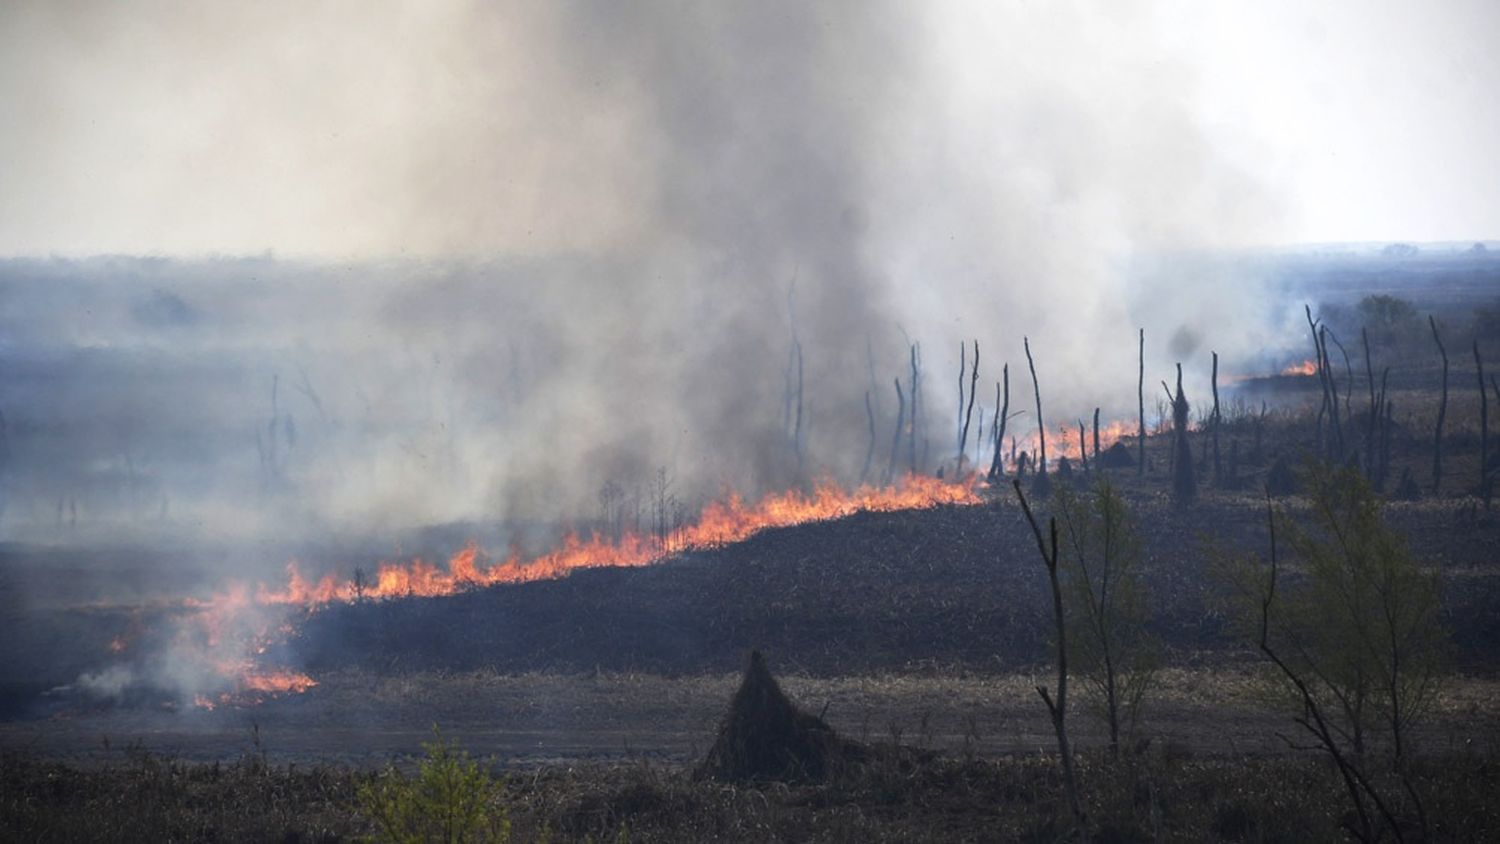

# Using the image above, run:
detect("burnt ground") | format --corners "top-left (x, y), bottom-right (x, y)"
top-left (5, 467), bottom-right (1500, 768)
top-left (273, 485), bottom-right (1500, 680)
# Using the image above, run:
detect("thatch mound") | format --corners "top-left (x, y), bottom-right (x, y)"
top-left (1265, 454), bottom-right (1299, 497)
top-left (1394, 467), bottom-right (1422, 501)
top-left (697, 651), bottom-right (860, 783)
top-left (1098, 440), bottom-right (1135, 469)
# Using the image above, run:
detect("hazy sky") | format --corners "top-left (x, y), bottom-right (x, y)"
top-left (1, 0), bottom-right (1495, 259)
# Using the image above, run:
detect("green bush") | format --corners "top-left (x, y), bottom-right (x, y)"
top-left (358, 727), bottom-right (509, 843)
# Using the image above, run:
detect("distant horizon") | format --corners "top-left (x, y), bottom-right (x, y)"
top-left (2, 237), bottom-right (1497, 265)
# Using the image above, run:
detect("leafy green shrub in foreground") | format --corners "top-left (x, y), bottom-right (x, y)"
top-left (358, 727), bottom-right (510, 843)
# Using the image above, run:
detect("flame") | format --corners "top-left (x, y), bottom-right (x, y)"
top-left (1281, 358), bottom-right (1318, 376)
top-left (1004, 418), bottom-right (1140, 465)
top-left (256, 474), bottom-right (982, 607)
top-left (107, 636), bottom-right (126, 653)
top-left (189, 668), bottom-right (317, 710)
top-left (175, 474), bottom-right (981, 707)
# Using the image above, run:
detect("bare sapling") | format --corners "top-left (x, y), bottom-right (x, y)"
top-left (1054, 478), bottom-right (1158, 758)
top-left (1014, 479), bottom-right (1085, 832)
top-left (1253, 494), bottom-right (1401, 843)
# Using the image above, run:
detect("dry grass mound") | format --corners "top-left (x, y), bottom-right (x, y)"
top-left (697, 650), bottom-right (861, 783)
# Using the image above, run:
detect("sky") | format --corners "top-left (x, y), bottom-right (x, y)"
top-left (0, 0), bottom-right (1495, 259)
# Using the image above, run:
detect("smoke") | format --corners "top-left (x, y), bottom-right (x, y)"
top-left (73, 665), bottom-right (135, 701)
top-left (0, 2), bottom-right (1310, 550)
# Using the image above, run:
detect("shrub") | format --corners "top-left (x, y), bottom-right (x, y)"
top-left (1053, 479), bottom-right (1159, 756)
top-left (358, 727), bottom-right (509, 843)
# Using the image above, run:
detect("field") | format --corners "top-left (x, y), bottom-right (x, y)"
top-left (6, 256), bottom-right (1500, 840)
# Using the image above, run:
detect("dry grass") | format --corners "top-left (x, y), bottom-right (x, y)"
top-left (7, 740), bottom-right (1499, 842)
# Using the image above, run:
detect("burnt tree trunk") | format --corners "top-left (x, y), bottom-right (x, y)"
top-left (1025, 337), bottom-right (1046, 475)
top-left (908, 344), bottom-right (921, 476)
top-left (1329, 329), bottom-right (1355, 427)
top-left (959, 340), bottom-right (980, 471)
top-left (956, 342), bottom-right (966, 457)
top-left (1307, 305), bottom-right (1329, 454)
top-left (1430, 316), bottom-right (1448, 494)
top-left (1092, 407), bottom-right (1101, 462)
top-left (859, 389), bottom-right (876, 486)
top-left (1138, 328), bottom-right (1146, 476)
top-left (1211, 351), bottom-right (1222, 487)
top-left (884, 378), bottom-right (905, 486)
top-left (793, 341), bottom-right (805, 471)
top-left (1172, 363), bottom-right (1196, 505)
top-left (1078, 420), bottom-right (1088, 473)
top-left (988, 367), bottom-right (1010, 481)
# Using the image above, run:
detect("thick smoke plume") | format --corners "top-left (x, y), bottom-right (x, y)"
top-left (0, 2), bottom-right (1298, 554)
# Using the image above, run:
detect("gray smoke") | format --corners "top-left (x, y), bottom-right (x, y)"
top-left (0, 2), bottom-right (1304, 552)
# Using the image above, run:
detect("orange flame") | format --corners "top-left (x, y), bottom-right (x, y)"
top-left (1004, 418), bottom-right (1140, 466)
top-left (189, 667), bottom-right (317, 709)
top-left (255, 474), bottom-right (982, 608)
top-left (1281, 358), bottom-right (1318, 376)
top-left (181, 475), bottom-right (979, 707)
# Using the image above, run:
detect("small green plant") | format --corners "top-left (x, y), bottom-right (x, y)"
top-left (358, 726), bottom-right (509, 843)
